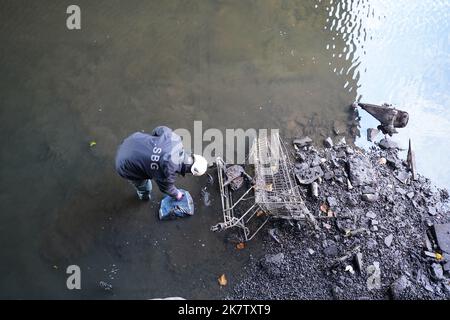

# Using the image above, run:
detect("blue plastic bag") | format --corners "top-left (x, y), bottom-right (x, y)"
top-left (159, 189), bottom-right (194, 220)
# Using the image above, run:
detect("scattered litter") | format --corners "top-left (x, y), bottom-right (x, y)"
top-left (89, 141), bottom-right (97, 147)
top-left (218, 274), bottom-right (228, 286)
top-left (345, 265), bottom-right (355, 274)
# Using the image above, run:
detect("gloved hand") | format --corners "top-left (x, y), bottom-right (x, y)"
top-left (175, 191), bottom-right (184, 201)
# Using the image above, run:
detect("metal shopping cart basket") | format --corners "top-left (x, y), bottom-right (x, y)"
top-left (211, 131), bottom-right (316, 241)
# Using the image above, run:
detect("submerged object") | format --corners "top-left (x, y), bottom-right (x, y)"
top-left (354, 102), bottom-right (409, 136)
top-left (159, 189), bottom-right (194, 220)
top-left (223, 165), bottom-right (253, 191)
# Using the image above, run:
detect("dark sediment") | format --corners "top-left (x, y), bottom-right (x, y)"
top-left (228, 137), bottom-right (450, 300)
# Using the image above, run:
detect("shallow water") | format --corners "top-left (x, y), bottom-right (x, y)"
top-left (0, 0), bottom-right (448, 299)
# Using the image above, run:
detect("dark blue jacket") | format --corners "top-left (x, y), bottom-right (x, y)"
top-left (115, 126), bottom-right (184, 198)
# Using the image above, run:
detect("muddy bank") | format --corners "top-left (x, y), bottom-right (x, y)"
top-left (228, 136), bottom-right (450, 300)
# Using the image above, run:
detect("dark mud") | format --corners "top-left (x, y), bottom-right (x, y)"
top-left (228, 137), bottom-right (450, 300)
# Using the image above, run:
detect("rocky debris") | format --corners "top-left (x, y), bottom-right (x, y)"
top-left (378, 138), bottom-right (402, 150)
top-left (324, 137), bottom-right (334, 148)
top-left (293, 136), bottom-right (313, 148)
top-left (384, 234), bottom-right (394, 247)
top-left (434, 224), bottom-right (450, 253)
top-left (367, 128), bottom-right (379, 142)
top-left (366, 262), bottom-right (381, 291)
top-left (348, 154), bottom-right (376, 187)
top-left (260, 253), bottom-right (285, 278)
top-left (431, 263), bottom-right (444, 280)
top-left (390, 275), bottom-right (411, 300)
top-left (229, 137), bottom-right (450, 300)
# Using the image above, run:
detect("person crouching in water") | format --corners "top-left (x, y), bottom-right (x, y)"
top-left (115, 126), bottom-right (208, 200)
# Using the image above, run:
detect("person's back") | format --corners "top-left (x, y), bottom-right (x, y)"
top-left (115, 126), bottom-right (185, 199)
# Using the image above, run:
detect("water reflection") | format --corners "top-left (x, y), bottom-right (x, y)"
top-left (325, 0), bottom-right (450, 189)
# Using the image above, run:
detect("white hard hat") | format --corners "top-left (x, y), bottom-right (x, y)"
top-left (191, 154), bottom-right (208, 176)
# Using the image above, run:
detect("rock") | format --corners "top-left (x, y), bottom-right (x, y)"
top-left (331, 286), bottom-right (344, 299)
top-left (345, 147), bottom-right (354, 155)
top-left (324, 137), bottom-right (334, 148)
top-left (362, 193), bottom-right (379, 202)
top-left (362, 186), bottom-right (377, 194)
top-left (324, 244), bottom-right (339, 257)
top-left (406, 192), bottom-right (415, 199)
top-left (428, 206), bottom-right (437, 216)
top-left (324, 171), bottom-right (334, 180)
top-left (366, 262), bottom-right (381, 291)
top-left (434, 224), bottom-right (450, 253)
top-left (431, 263), bottom-right (444, 280)
top-left (367, 239), bottom-right (377, 249)
top-left (395, 170), bottom-right (410, 184)
top-left (336, 137), bottom-right (346, 146)
top-left (295, 165), bottom-right (324, 184)
top-left (390, 275), bottom-right (410, 300)
top-left (327, 196), bottom-right (338, 208)
top-left (366, 211), bottom-right (377, 219)
top-left (443, 261), bottom-right (450, 273)
top-left (293, 136), bottom-right (313, 148)
top-left (385, 234), bottom-right (394, 247)
top-left (367, 128), bottom-right (379, 142)
top-left (308, 248), bottom-right (315, 255)
top-left (260, 253), bottom-right (285, 277)
top-left (378, 138), bottom-right (401, 150)
top-left (348, 154), bottom-right (376, 187)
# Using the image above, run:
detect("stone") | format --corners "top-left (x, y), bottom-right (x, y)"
top-left (367, 128), bottom-right (379, 142)
top-left (367, 239), bottom-right (377, 250)
top-left (366, 262), bottom-right (381, 290)
top-left (260, 253), bottom-right (285, 277)
top-left (378, 138), bottom-right (401, 150)
top-left (362, 193), bottom-right (379, 202)
top-left (362, 186), bottom-right (377, 194)
top-left (348, 154), bottom-right (376, 187)
top-left (366, 211), bottom-right (376, 219)
top-left (293, 137), bottom-right (313, 148)
top-left (324, 244), bottom-right (339, 257)
top-left (327, 196), bottom-right (338, 208)
top-left (390, 275), bottom-right (410, 300)
top-left (443, 261), bottom-right (450, 273)
top-left (295, 165), bottom-right (324, 184)
top-left (434, 224), bottom-right (450, 253)
top-left (385, 234), bottom-right (394, 247)
top-left (395, 170), bottom-right (410, 184)
top-left (431, 263), bottom-right (444, 280)
top-left (324, 171), bottom-right (334, 180)
top-left (324, 137), bottom-right (334, 148)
